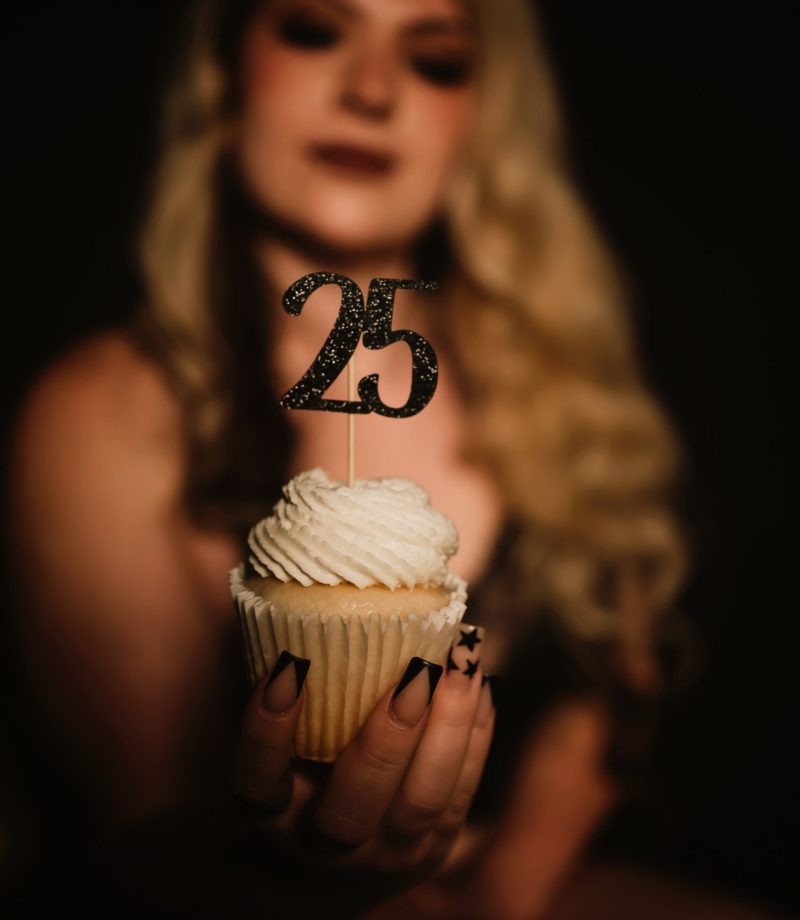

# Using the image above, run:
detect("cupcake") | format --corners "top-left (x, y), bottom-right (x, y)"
top-left (229, 467), bottom-right (467, 762)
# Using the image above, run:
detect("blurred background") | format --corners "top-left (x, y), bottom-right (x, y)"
top-left (1, 2), bottom-right (794, 917)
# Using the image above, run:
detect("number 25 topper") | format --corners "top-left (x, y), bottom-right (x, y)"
top-left (279, 272), bottom-right (439, 418)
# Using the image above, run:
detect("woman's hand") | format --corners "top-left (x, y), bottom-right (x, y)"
top-left (228, 627), bottom-right (494, 912)
top-left (364, 701), bottom-right (619, 920)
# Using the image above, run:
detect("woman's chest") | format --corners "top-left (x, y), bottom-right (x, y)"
top-left (284, 370), bottom-right (504, 586)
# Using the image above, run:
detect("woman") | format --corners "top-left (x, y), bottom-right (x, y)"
top-left (6, 0), bottom-right (688, 916)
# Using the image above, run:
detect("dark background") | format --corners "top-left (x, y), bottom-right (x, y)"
top-left (1, 1), bottom-right (795, 916)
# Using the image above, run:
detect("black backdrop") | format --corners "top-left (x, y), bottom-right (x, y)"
top-left (1, 2), bottom-right (795, 915)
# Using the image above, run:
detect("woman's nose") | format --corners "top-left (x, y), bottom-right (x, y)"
top-left (339, 43), bottom-right (397, 120)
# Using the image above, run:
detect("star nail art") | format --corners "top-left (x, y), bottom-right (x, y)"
top-left (447, 625), bottom-right (484, 682)
top-left (457, 627), bottom-right (482, 653)
top-left (463, 659), bottom-right (479, 679)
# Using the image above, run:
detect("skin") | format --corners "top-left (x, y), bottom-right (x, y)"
top-left (238, 0), bottom-right (505, 585)
top-left (236, 0), bottom-right (478, 253)
top-left (7, 0), bottom-right (620, 915)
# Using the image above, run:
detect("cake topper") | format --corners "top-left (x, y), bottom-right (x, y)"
top-left (279, 271), bottom-right (440, 484)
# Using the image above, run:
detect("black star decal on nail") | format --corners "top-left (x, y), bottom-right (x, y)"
top-left (457, 628), bottom-right (482, 652)
top-left (446, 650), bottom-right (460, 672)
top-left (463, 658), bottom-right (479, 679)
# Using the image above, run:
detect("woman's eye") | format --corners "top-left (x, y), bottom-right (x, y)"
top-left (276, 14), bottom-right (339, 49)
top-left (412, 56), bottom-right (473, 87)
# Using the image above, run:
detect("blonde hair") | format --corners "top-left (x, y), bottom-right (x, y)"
top-left (135, 0), bottom-right (690, 673)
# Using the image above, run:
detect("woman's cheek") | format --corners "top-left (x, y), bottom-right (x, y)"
top-left (238, 73), bottom-right (317, 192)
top-left (404, 98), bottom-right (474, 195)
top-left (412, 90), bottom-right (475, 159)
top-left (240, 33), bottom-right (321, 127)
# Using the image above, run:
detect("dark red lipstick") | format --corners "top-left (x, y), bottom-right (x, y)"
top-left (310, 142), bottom-right (396, 175)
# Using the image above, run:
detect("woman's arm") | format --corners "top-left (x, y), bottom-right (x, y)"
top-left (7, 335), bottom-right (498, 918)
top-left (7, 334), bottom-right (230, 824)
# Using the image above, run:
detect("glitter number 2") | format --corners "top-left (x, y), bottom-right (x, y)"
top-left (280, 272), bottom-right (368, 414)
top-left (279, 272), bottom-right (440, 418)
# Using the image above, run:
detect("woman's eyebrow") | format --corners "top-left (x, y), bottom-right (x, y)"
top-left (320, 0), bottom-right (356, 15)
top-left (406, 18), bottom-right (476, 38)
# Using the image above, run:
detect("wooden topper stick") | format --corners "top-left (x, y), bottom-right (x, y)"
top-left (347, 354), bottom-right (355, 486)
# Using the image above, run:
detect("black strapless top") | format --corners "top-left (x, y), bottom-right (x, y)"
top-left (463, 517), bottom-right (662, 822)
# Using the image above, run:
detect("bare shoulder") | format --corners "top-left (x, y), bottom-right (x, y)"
top-left (9, 330), bottom-right (185, 513)
top-left (7, 336), bottom-right (227, 821)
top-left (13, 330), bottom-right (180, 444)
top-left (15, 333), bottom-right (180, 464)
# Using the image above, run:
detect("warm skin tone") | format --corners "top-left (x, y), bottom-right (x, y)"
top-left (8, 0), bottom-right (618, 916)
top-left (238, 0), bottom-right (505, 586)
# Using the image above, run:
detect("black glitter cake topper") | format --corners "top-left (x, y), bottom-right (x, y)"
top-left (279, 272), bottom-right (439, 418)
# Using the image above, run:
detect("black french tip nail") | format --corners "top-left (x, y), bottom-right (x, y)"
top-left (481, 673), bottom-right (498, 705)
top-left (264, 650), bottom-right (311, 704)
top-left (392, 656), bottom-right (443, 705)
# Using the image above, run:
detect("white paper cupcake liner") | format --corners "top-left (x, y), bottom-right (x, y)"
top-left (229, 564), bottom-right (467, 762)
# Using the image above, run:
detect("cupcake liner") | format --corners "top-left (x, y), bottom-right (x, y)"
top-left (229, 564), bottom-right (467, 762)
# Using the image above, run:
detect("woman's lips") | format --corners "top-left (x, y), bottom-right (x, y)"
top-left (310, 142), bottom-right (396, 176)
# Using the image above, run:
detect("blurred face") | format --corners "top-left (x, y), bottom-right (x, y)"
top-left (236, 0), bottom-right (478, 254)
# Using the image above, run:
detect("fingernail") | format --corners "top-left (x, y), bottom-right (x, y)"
top-left (390, 657), bottom-right (443, 727)
top-left (262, 650), bottom-right (310, 714)
top-left (477, 673), bottom-right (498, 725)
top-left (446, 625), bottom-right (484, 683)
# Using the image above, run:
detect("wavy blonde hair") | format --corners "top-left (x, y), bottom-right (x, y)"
top-left (135, 0), bottom-right (690, 676)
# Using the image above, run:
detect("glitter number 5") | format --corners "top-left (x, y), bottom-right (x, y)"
top-left (279, 272), bottom-right (439, 417)
top-left (359, 277), bottom-right (440, 418)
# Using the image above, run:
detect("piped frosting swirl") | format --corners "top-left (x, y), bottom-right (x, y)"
top-left (247, 468), bottom-right (459, 590)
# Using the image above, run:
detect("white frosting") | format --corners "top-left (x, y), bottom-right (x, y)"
top-left (247, 468), bottom-right (459, 590)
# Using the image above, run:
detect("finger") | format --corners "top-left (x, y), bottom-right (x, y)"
top-left (311, 656), bottom-right (442, 850)
top-left (384, 626), bottom-right (485, 842)
top-left (229, 650), bottom-right (310, 821)
top-left (436, 673), bottom-right (497, 843)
